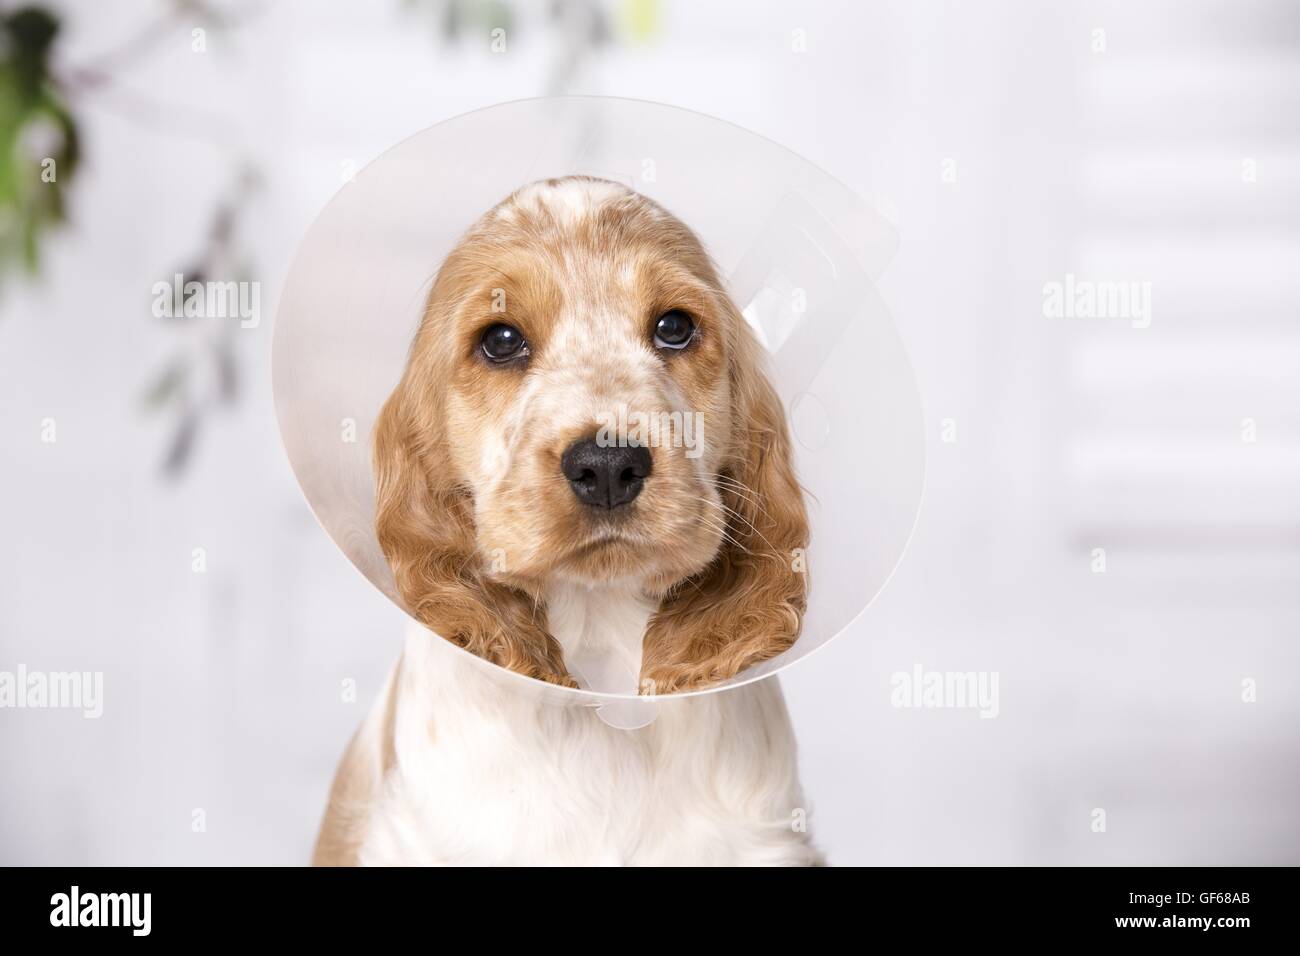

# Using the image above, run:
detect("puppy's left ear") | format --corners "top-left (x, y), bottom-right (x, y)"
top-left (641, 321), bottom-right (810, 693)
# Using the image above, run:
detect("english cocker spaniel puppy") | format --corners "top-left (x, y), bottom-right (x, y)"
top-left (314, 176), bottom-right (817, 866)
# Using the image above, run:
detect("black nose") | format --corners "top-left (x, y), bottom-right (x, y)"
top-left (560, 439), bottom-right (652, 509)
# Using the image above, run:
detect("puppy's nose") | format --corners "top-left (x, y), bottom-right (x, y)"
top-left (560, 439), bottom-right (652, 509)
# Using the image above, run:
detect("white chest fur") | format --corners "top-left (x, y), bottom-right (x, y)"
top-left (352, 618), bottom-right (819, 866)
top-left (543, 580), bottom-right (656, 696)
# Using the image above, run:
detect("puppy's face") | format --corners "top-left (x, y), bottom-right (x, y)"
top-left (439, 179), bottom-right (730, 592)
top-left (375, 177), bottom-right (808, 692)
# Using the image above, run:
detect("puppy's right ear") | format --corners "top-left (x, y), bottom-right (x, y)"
top-left (372, 369), bottom-right (575, 686)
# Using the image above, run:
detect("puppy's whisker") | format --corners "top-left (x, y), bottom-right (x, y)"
top-left (712, 476), bottom-right (764, 509)
top-left (717, 503), bottom-right (781, 557)
top-left (710, 474), bottom-right (771, 517)
top-left (720, 493), bottom-right (773, 529)
top-left (694, 515), bottom-right (752, 555)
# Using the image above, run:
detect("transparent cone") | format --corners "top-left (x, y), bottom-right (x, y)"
top-left (273, 96), bottom-right (924, 728)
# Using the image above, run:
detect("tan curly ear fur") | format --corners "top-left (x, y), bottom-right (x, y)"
top-left (372, 367), bottom-right (576, 687)
top-left (640, 316), bottom-right (810, 693)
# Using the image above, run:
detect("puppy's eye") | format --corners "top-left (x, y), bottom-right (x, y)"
top-left (480, 323), bottom-right (528, 363)
top-left (653, 311), bottom-right (695, 350)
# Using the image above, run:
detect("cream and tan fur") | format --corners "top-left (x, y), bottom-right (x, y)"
top-left (314, 177), bottom-right (817, 865)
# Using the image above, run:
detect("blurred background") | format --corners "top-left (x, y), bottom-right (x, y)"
top-left (1, 0), bottom-right (1297, 865)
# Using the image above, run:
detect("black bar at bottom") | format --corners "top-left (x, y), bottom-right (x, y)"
top-left (0, 865), bottom-right (1286, 942)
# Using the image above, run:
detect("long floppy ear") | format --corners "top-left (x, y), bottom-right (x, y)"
top-left (372, 370), bottom-right (576, 687)
top-left (640, 322), bottom-right (810, 693)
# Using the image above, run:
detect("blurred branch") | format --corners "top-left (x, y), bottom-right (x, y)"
top-left (65, 78), bottom-right (247, 150)
top-left (0, 6), bottom-right (80, 284)
top-left (403, 0), bottom-right (619, 94)
top-left (1, 2), bottom-right (265, 477)
top-left (59, 0), bottom-right (266, 86)
top-left (0, 2), bottom-right (265, 289)
top-left (141, 165), bottom-right (260, 477)
top-left (58, 2), bottom-right (195, 91)
top-left (57, 0), bottom-right (264, 148)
